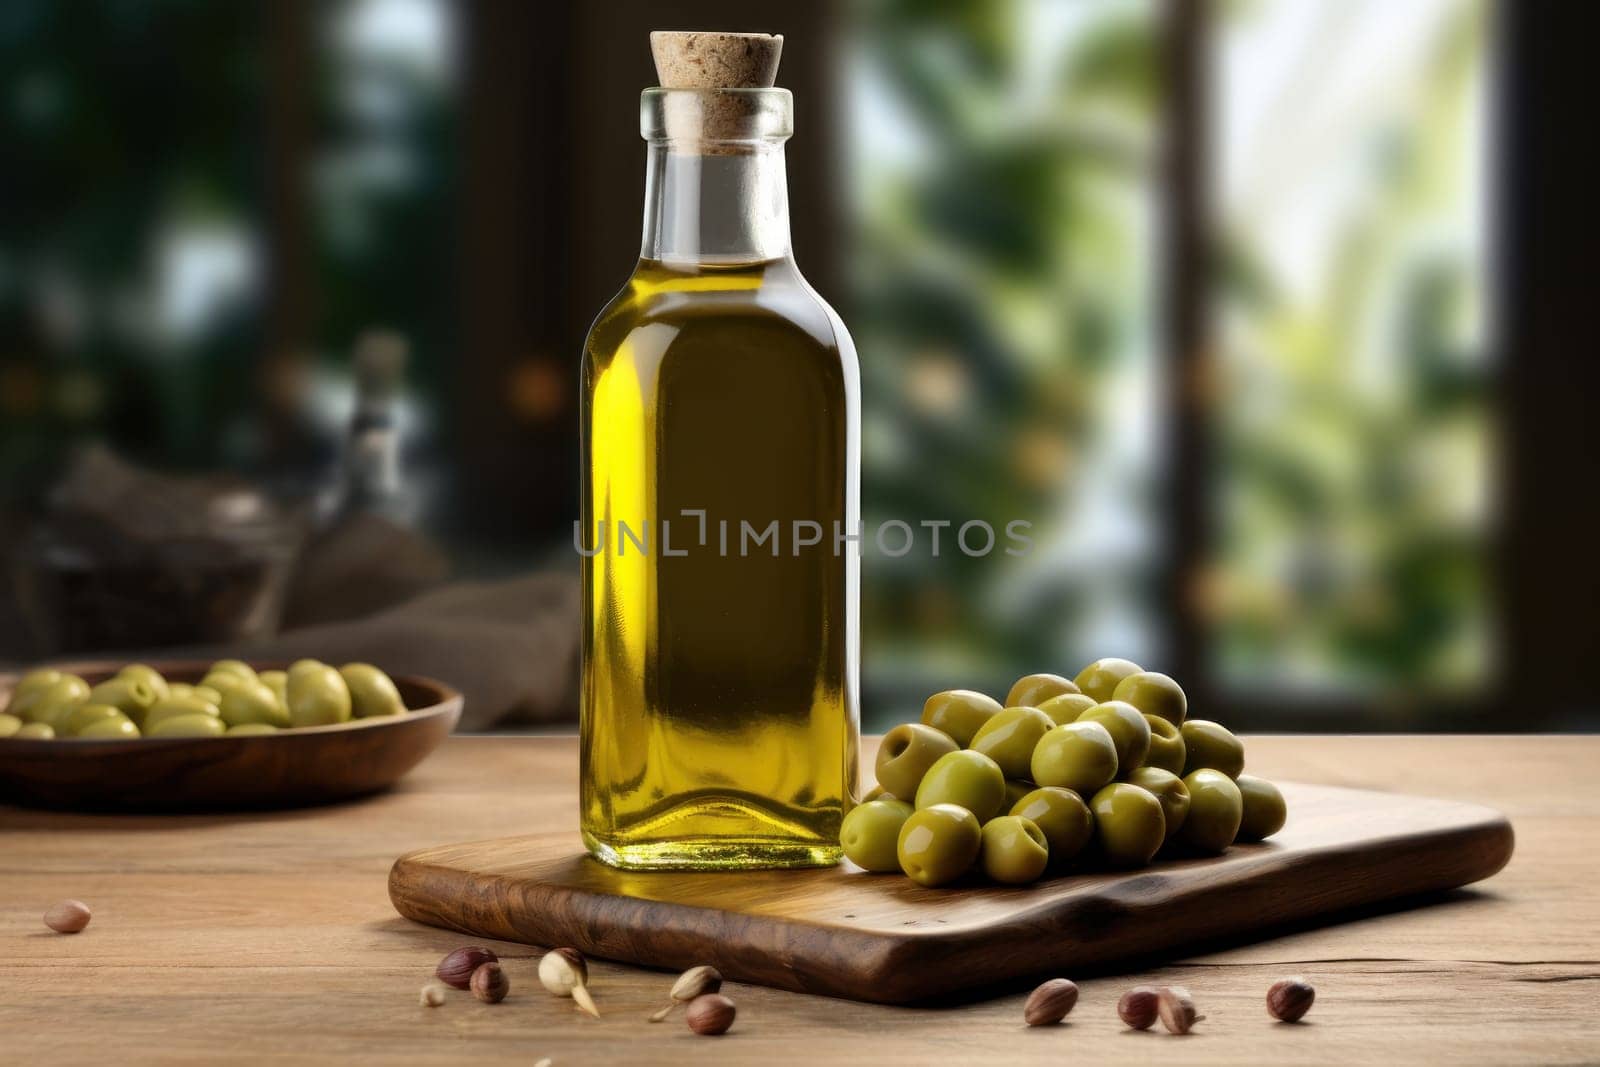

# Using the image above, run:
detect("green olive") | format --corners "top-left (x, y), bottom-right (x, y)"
top-left (1005, 673), bottom-right (1081, 709)
top-left (980, 815), bottom-right (1049, 884)
top-left (77, 716), bottom-right (140, 740)
top-left (862, 783), bottom-right (890, 802)
top-left (38, 696), bottom-right (89, 733)
top-left (1091, 782), bottom-right (1166, 867)
top-left (209, 659), bottom-right (258, 683)
top-left (1112, 671), bottom-right (1186, 726)
top-left (0, 713), bottom-right (22, 738)
top-left (85, 677), bottom-right (159, 725)
top-left (287, 662), bottom-right (352, 727)
top-left (62, 703), bottom-right (126, 736)
top-left (258, 670), bottom-right (289, 707)
top-left (14, 722), bottom-right (56, 740)
top-left (1073, 658), bottom-right (1144, 703)
top-left (148, 713), bottom-right (227, 739)
top-left (1181, 720), bottom-right (1245, 778)
top-left (1179, 769), bottom-right (1244, 852)
top-left (921, 690), bottom-right (1002, 748)
top-left (1010, 786), bottom-right (1093, 865)
top-left (876, 723), bottom-right (960, 800)
top-left (340, 663), bottom-right (406, 718)
top-left (227, 723), bottom-right (281, 736)
top-left (116, 664), bottom-right (170, 702)
top-left (1235, 775), bottom-right (1288, 842)
top-left (200, 671), bottom-right (248, 697)
top-left (10, 667), bottom-right (64, 698)
top-left (192, 685), bottom-right (223, 705)
top-left (1077, 702), bottom-right (1152, 776)
top-left (1143, 714), bottom-right (1186, 775)
top-left (914, 750), bottom-right (1007, 823)
top-left (1030, 722), bottom-right (1119, 795)
top-left (840, 798), bottom-right (915, 872)
top-left (220, 682), bottom-right (291, 729)
top-left (896, 803), bottom-right (982, 887)
top-left (969, 706), bottom-right (1055, 780)
top-left (144, 695), bottom-right (222, 731)
top-left (1036, 692), bottom-right (1096, 726)
top-left (1128, 766), bottom-right (1190, 840)
top-left (9, 675), bottom-right (90, 722)
top-left (7, 668), bottom-right (65, 714)
top-left (1003, 779), bottom-right (1034, 813)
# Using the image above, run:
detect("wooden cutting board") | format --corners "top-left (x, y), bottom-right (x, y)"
top-left (388, 781), bottom-right (1513, 1004)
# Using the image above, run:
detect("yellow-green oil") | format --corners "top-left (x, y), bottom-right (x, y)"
top-left (579, 257), bottom-right (859, 869)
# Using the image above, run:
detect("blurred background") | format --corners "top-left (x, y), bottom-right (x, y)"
top-left (0, 0), bottom-right (1590, 732)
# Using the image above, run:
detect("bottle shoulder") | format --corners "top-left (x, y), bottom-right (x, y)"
top-left (794, 272), bottom-right (858, 364)
top-left (584, 258), bottom-right (855, 368)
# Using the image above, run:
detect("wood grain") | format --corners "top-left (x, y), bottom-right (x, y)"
top-left (0, 662), bottom-right (461, 810)
top-left (2, 736), bottom-right (1597, 1065)
top-left (388, 783), bottom-right (1512, 1003)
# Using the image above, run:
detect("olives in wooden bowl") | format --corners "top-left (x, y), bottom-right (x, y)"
top-left (0, 659), bottom-right (461, 811)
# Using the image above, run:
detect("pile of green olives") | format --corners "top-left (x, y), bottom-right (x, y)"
top-left (840, 659), bottom-right (1289, 887)
top-left (0, 659), bottom-right (408, 741)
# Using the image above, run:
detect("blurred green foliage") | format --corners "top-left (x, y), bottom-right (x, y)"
top-left (1211, 0), bottom-right (1491, 695)
top-left (0, 1), bottom-right (266, 486)
top-left (0, 0), bottom-right (457, 499)
top-left (854, 0), bottom-right (1491, 721)
top-left (853, 0), bottom-right (1159, 711)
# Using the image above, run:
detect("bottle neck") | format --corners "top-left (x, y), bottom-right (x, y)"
top-left (640, 142), bottom-right (792, 265)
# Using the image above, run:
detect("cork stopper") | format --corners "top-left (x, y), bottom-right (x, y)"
top-left (647, 31), bottom-right (786, 151)
top-left (650, 31), bottom-right (783, 89)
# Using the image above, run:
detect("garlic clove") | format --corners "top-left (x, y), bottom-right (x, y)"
top-left (436, 945), bottom-right (499, 990)
top-left (539, 947), bottom-right (600, 1017)
top-left (1267, 976), bottom-right (1316, 1022)
top-left (44, 899), bottom-right (92, 934)
top-left (1023, 978), bottom-right (1079, 1026)
top-left (470, 961), bottom-right (510, 1004)
top-left (1157, 985), bottom-right (1205, 1034)
top-left (1117, 985), bottom-right (1161, 1030)
top-left (685, 993), bottom-right (736, 1036)
top-left (538, 947), bottom-right (583, 995)
top-left (650, 965), bottom-right (723, 1022)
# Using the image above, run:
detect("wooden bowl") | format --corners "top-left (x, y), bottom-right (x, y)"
top-left (0, 660), bottom-right (462, 811)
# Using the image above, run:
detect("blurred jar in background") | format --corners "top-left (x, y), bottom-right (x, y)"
top-left (10, 447), bottom-right (301, 656)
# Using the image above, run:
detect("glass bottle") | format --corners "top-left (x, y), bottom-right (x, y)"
top-left (331, 329), bottom-right (410, 525)
top-left (579, 86), bottom-right (860, 869)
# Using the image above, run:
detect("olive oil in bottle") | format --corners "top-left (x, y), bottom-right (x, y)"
top-left (578, 33), bottom-right (860, 869)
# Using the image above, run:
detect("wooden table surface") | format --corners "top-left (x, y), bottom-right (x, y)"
top-left (3, 735), bottom-right (1596, 1065)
